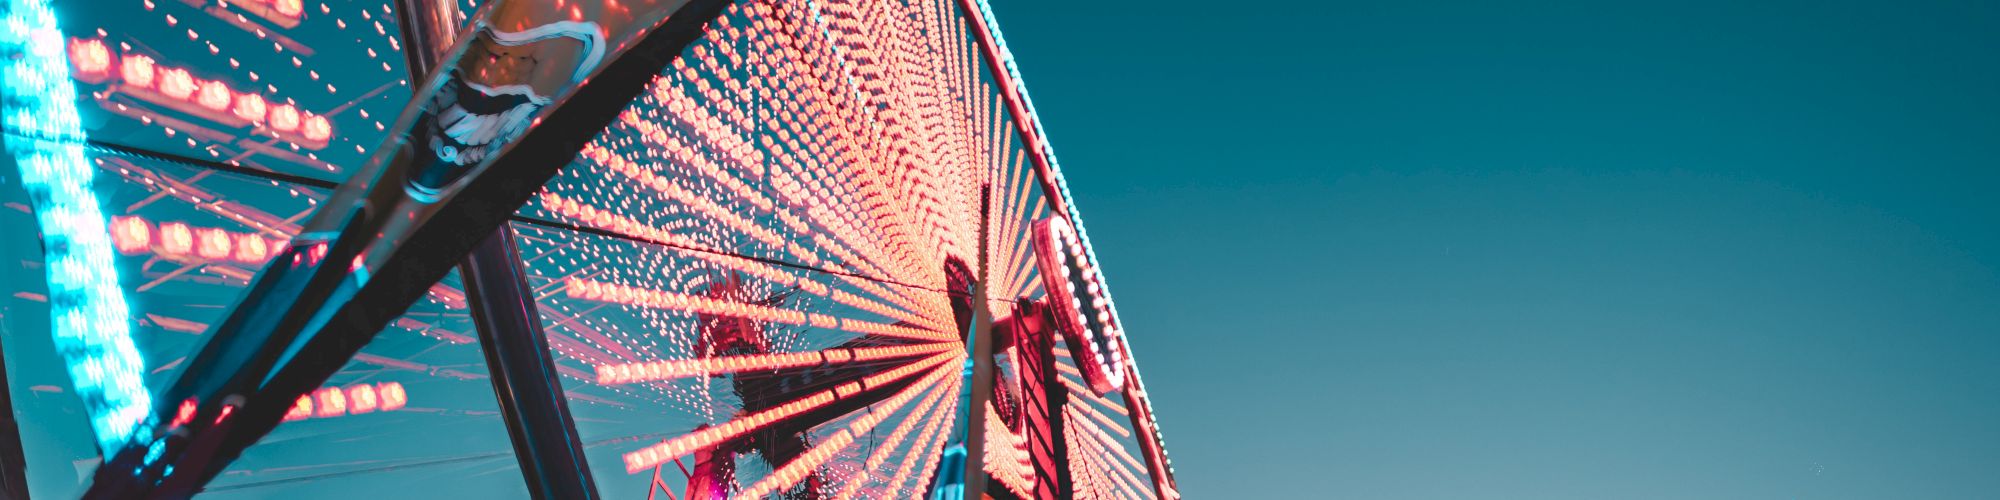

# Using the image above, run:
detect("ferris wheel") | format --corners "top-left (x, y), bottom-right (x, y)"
top-left (0, 0), bottom-right (1176, 498)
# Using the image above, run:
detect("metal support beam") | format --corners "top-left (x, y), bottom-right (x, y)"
top-left (392, 0), bottom-right (459, 79)
top-left (393, 1), bottom-right (599, 497)
top-left (962, 285), bottom-right (996, 499)
top-left (963, 184), bottom-right (997, 498)
top-left (1006, 299), bottom-right (1070, 500)
top-left (461, 229), bottom-right (600, 499)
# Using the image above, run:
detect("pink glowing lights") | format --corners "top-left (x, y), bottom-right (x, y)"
top-left (593, 342), bottom-right (955, 384)
top-left (563, 277), bottom-right (953, 343)
top-left (301, 114), bottom-right (331, 141)
top-left (1032, 216), bottom-right (1128, 395)
top-left (215, 0), bottom-right (305, 27)
top-left (157, 67), bottom-right (196, 100)
top-left (110, 216), bottom-right (283, 265)
top-left (119, 53), bottom-right (156, 88)
top-left (281, 381), bottom-right (407, 422)
top-left (157, 221), bottom-right (194, 256)
top-left (68, 38), bottom-right (111, 79)
top-left (68, 38), bottom-right (333, 146)
top-left (170, 398), bottom-right (196, 428)
top-left (268, 104), bottom-right (300, 132)
top-left (619, 352), bottom-right (959, 474)
top-left (196, 80), bottom-right (232, 112)
top-left (231, 92), bottom-right (267, 123)
top-left (271, 0), bottom-right (302, 17)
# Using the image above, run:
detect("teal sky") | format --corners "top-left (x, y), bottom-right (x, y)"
top-left (986, 0), bottom-right (2000, 498)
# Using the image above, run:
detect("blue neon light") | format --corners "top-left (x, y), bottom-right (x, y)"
top-left (1, 0), bottom-right (156, 453)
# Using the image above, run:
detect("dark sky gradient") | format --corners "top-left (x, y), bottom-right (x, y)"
top-left (984, 0), bottom-right (2000, 497)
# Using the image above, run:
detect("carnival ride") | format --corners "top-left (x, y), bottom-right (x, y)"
top-left (0, 0), bottom-right (1174, 498)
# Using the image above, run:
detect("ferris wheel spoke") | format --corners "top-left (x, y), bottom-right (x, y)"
top-left (1065, 416), bottom-right (1139, 500)
top-left (618, 43), bottom-right (920, 294)
top-left (735, 360), bottom-right (955, 498)
top-left (764, 4), bottom-right (969, 282)
top-left (1069, 395), bottom-right (1132, 439)
top-left (541, 304), bottom-right (646, 362)
top-left (831, 372), bottom-right (959, 500)
top-left (1066, 406), bottom-right (1150, 493)
top-left (1067, 431), bottom-right (1113, 500)
top-left (982, 402), bottom-right (1040, 498)
top-left (594, 341), bottom-right (956, 384)
top-left (1086, 435), bottom-right (1154, 500)
top-left (1056, 354), bottom-right (1157, 495)
top-left (562, 276), bottom-right (955, 342)
top-left (996, 176), bottom-right (1040, 292)
top-left (99, 158), bottom-right (304, 237)
top-left (1005, 197), bottom-right (1052, 298)
top-left (879, 373), bottom-right (962, 498)
top-left (529, 192), bottom-right (952, 334)
top-left (620, 350), bottom-right (958, 473)
top-left (516, 226), bottom-right (948, 338)
top-left (593, 171), bottom-right (801, 262)
top-left (1058, 375), bottom-right (1131, 417)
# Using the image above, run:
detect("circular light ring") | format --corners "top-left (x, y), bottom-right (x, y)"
top-left (1031, 216), bottom-right (1127, 395)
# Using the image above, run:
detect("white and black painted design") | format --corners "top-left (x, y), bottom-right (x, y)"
top-left (406, 21), bottom-right (607, 201)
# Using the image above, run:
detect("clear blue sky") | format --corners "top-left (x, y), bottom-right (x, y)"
top-left (985, 0), bottom-right (2000, 497)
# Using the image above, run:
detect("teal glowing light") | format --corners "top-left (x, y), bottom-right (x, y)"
top-left (1, 0), bottom-right (156, 453)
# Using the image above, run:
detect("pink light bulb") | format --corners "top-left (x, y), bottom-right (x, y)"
top-left (269, 104), bottom-right (300, 132)
top-left (196, 80), bottom-right (232, 112)
top-left (69, 38), bottom-right (111, 76)
top-left (301, 114), bottom-right (331, 142)
top-left (110, 216), bottom-right (151, 254)
top-left (232, 93), bottom-right (267, 123)
top-left (158, 67), bottom-right (196, 100)
top-left (158, 222), bottom-right (193, 255)
top-left (195, 227), bottom-right (232, 259)
top-left (273, 0), bottom-right (302, 17)
top-left (120, 54), bottom-right (156, 88)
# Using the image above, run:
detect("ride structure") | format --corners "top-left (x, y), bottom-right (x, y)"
top-left (0, 0), bottom-right (1175, 498)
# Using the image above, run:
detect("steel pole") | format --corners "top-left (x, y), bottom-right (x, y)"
top-left (460, 229), bottom-right (601, 499)
top-left (392, 1), bottom-right (602, 497)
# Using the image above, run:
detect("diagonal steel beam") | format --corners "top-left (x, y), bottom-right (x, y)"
top-left (83, 0), bottom-right (732, 496)
top-left (395, 0), bottom-right (601, 497)
top-left (462, 229), bottom-right (601, 500)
